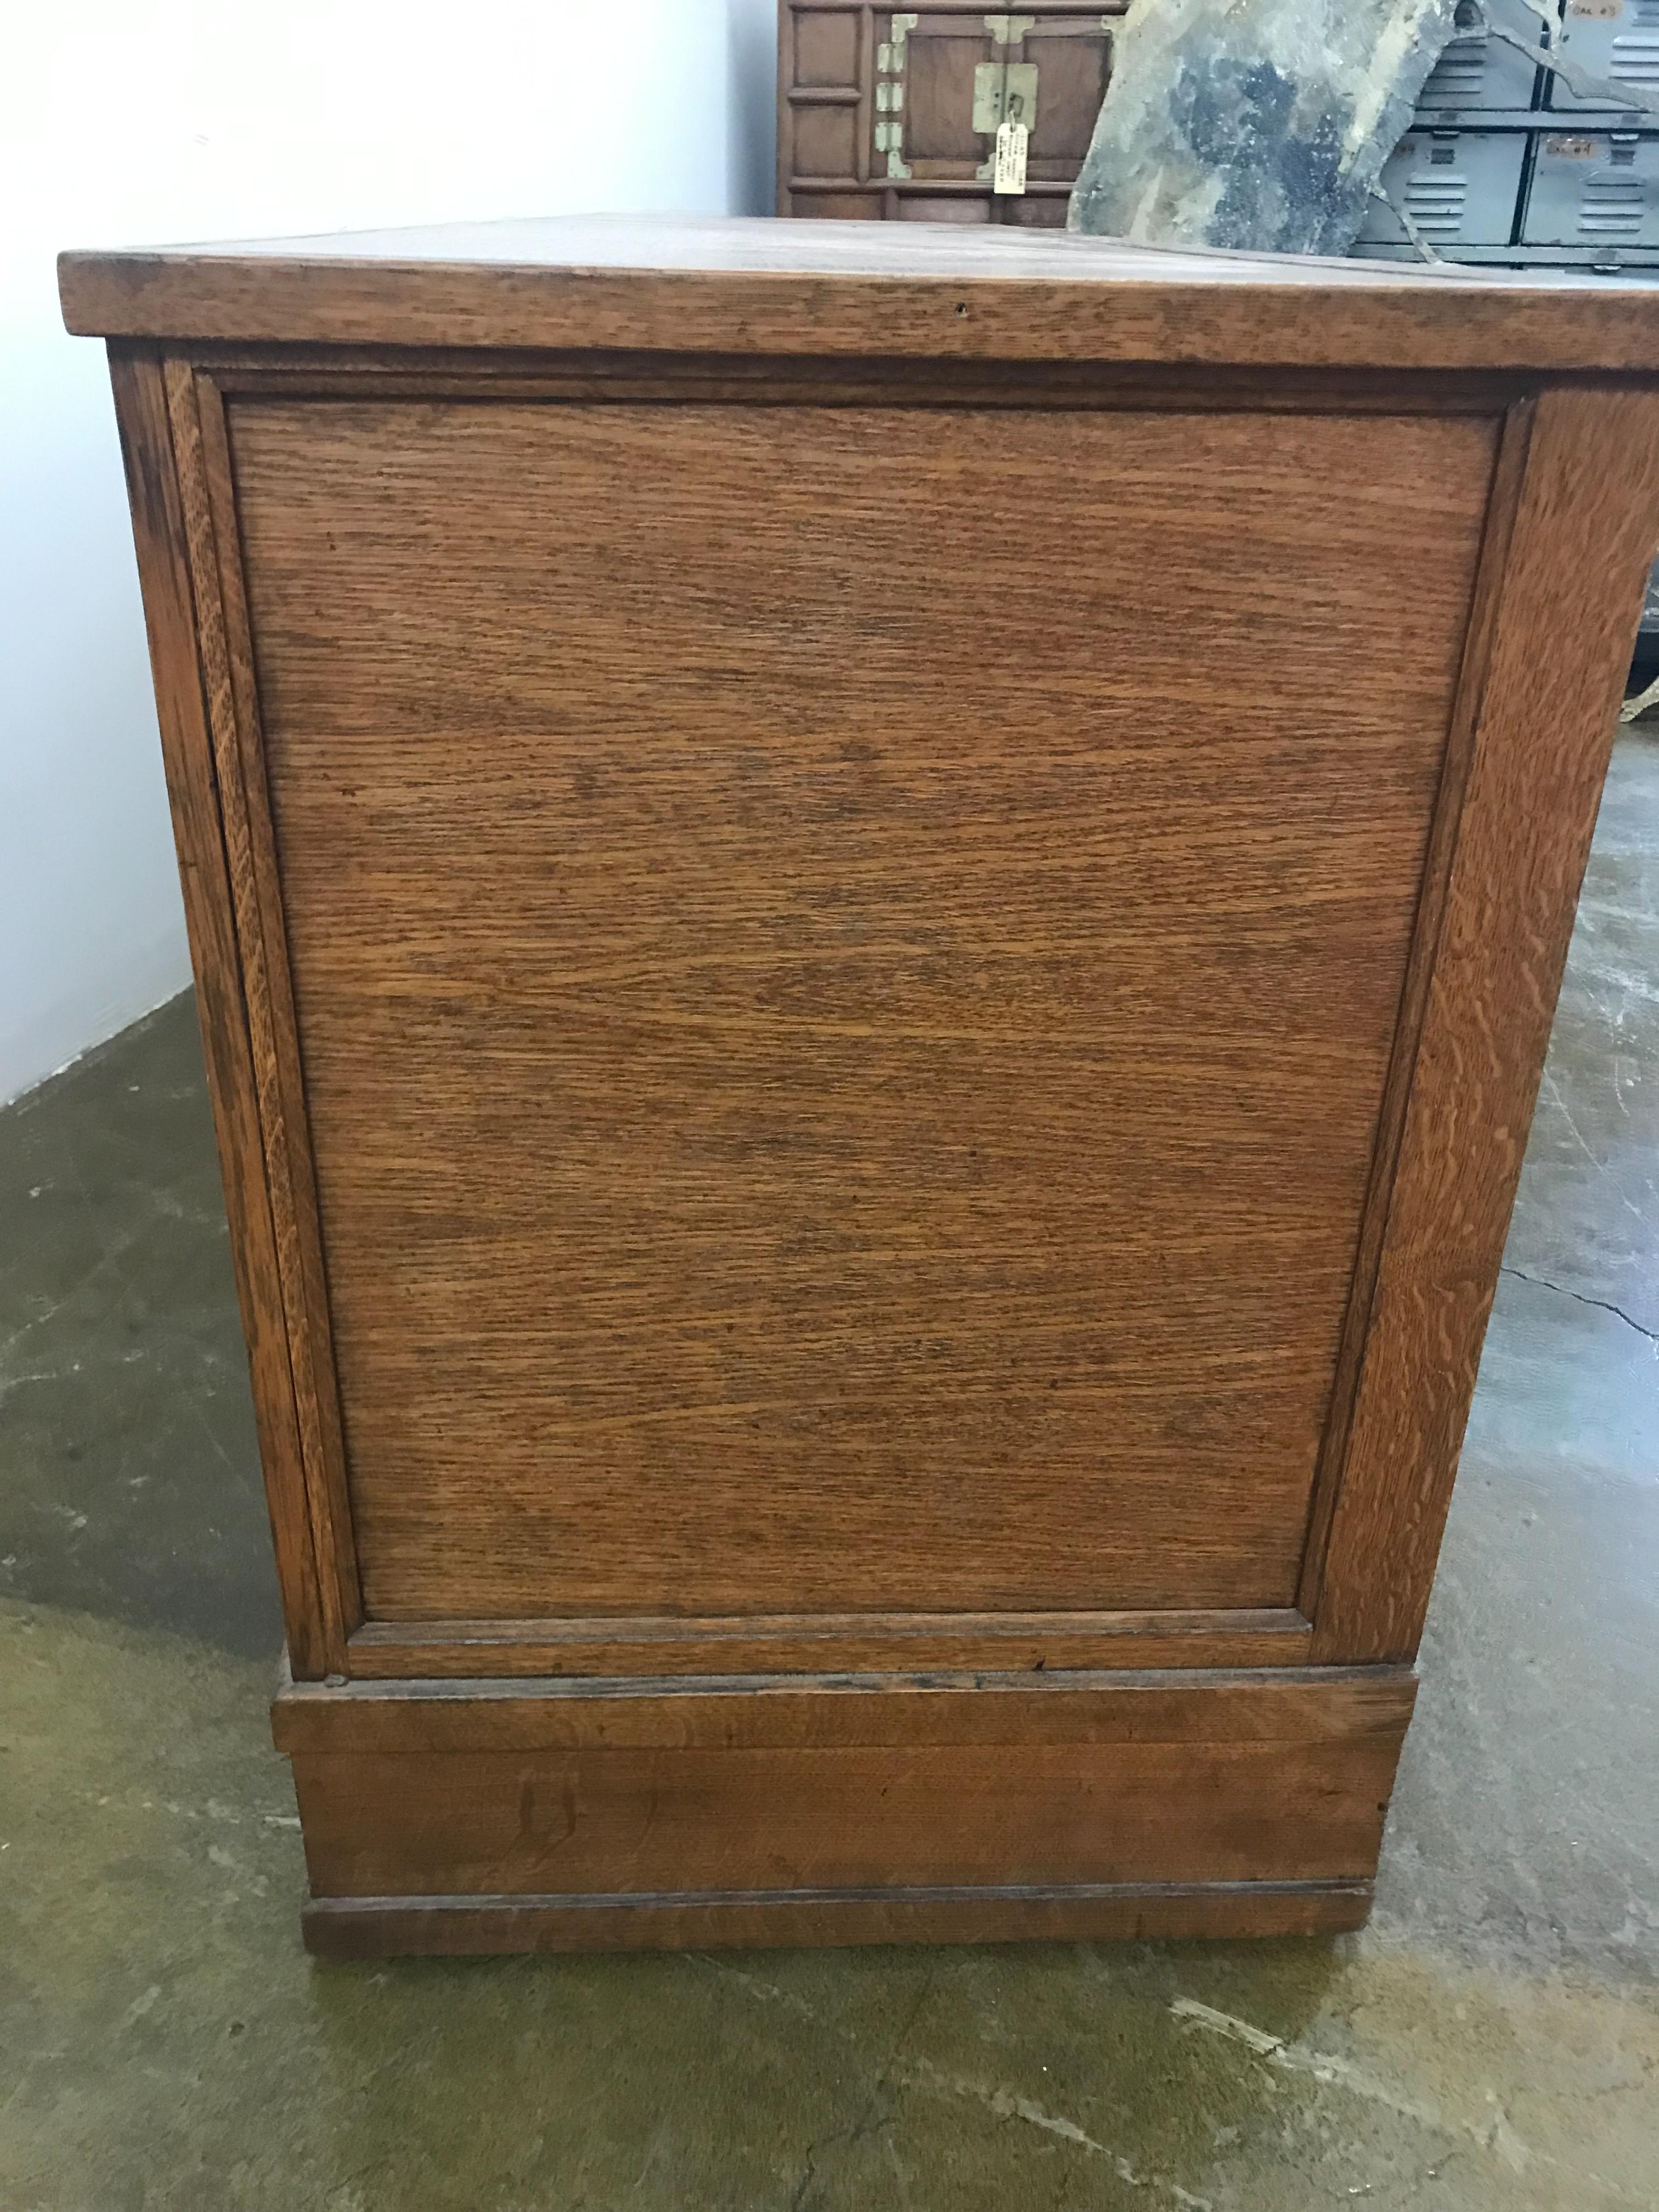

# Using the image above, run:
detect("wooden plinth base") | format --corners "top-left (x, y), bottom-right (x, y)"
top-left (302, 1878), bottom-right (1375, 1957)
top-left (275, 1663), bottom-right (1414, 1959)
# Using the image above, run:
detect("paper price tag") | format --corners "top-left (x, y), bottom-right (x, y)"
top-left (993, 118), bottom-right (1029, 196)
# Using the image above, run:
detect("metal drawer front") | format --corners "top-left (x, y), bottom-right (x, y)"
top-left (1547, 0), bottom-right (1659, 111)
top-left (1522, 131), bottom-right (1659, 243)
top-left (1418, 0), bottom-right (1545, 110)
top-left (1356, 131), bottom-right (1528, 246)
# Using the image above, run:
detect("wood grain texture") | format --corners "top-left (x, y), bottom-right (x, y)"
top-left (58, 214), bottom-right (1659, 370)
top-left (345, 1607), bottom-right (1311, 1680)
top-left (291, 1739), bottom-right (1397, 1888)
top-left (281, 1666), bottom-right (1412, 1904)
top-left (227, 396), bottom-right (1494, 1623)
top-left (1312, 385), bottom-right (1659, 1664)
top-left (105, 347), bottom-right (336, 1677)
top-left (301, 1880), bottom-right (1376, 1956)
top-left (291, 1757), bottom-right (1383, 1881)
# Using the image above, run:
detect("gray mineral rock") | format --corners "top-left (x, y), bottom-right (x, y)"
top-left (1069, 0), bottom-right (1460, 255)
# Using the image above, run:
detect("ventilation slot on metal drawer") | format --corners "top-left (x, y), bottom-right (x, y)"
top-left (1402, 170), bottom-right (1471, 235)
top-left (1417, 0), bottom-right (1542, 108)
top-left (1422, 41), bottom-right (1495, 103)
top-left (1579, 171), bottom-right (1647, 233)
top-left (1605, 36), bottom-right (1659, 85)
top-left (1602, 0), bottom-right (1659, 87)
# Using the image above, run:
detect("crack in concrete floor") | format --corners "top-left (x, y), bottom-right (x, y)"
top-left (1499, 1266), bottom-right (1659, 1347)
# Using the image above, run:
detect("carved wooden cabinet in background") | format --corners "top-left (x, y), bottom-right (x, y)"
top-left (780, 3), bottom-right (1125, 223)
top-left (60, 215), bottom-right (1659, 1956)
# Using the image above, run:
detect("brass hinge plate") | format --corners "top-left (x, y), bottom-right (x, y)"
top-left (972, 60), bottom-right (1040, 133)
top-left (876, 13), bottom-right (917, 180)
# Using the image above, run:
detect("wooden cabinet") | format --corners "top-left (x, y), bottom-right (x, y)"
top-left (780, 3), bottom-right (1125, 223)
top-left (60, 215), bottom-right (1659, 1956)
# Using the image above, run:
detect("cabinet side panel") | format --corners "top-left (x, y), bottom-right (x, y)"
top-left (1312, 384), bottom-right (1659, 1664)
top-left (105, 346), bottom-right (334, 1675)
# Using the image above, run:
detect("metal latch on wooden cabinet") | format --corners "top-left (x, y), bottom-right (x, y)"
top-left (974, 56), bottom-right (1039, 191)
top-left (973, 61), bottom-right (1040, 134)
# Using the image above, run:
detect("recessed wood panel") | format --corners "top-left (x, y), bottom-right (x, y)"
top-left (896, 193), bottom-right (995, 222)
top-left (789, 191), bottom-right (882, 220)
top-left (903, 20), bottom-right (995, 166)
top-left (792, 8), bottom-right (860, 86)
top-left (793, 101), bottom-right (861, 180)
top-left (227, 397), bottom-right (1495, 1623)
top-left (1005, 195), bottom-right (1072, 228)
top-left (1023, 21), bottom-right (1113, 174)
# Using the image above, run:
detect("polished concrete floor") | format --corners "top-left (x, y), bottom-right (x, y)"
top-left (3, 734), bottom-right (1657, 2211)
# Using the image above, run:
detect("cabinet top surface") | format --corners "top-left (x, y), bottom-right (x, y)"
top-left (59, 211), bottom-right (1659, 372)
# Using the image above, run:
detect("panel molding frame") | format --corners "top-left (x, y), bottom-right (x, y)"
top-left (1293, 394), bottom-right (1535, 1624)
top-left (149, 350), bottom-right (363, 1668)
top-left (195, 347), bottom-right (1533, 415)
top-left (124, 338), bottom-right (1659, 1684)
top-left (108, 344), bottom-right (346, 1676)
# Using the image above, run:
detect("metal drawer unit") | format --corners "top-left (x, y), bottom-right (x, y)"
top-left (1356, 1), bottom-right (1659, 670)
top-left (1352, 0), bottom-right (1659, 269)
top-left (1355, 129), bottom-right (1529, 248)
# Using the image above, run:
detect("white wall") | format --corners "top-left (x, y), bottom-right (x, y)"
top-left (0, 0), bottom-right (777, 1105)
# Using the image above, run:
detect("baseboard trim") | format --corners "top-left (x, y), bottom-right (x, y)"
top-left (283, 1665), bottom-right (1412, 1955)
top-left (302, 1878), bottom-right (1375, 1957)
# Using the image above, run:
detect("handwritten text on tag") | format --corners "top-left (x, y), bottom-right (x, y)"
top-left (993, 118), bottom-right (1029, 195)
